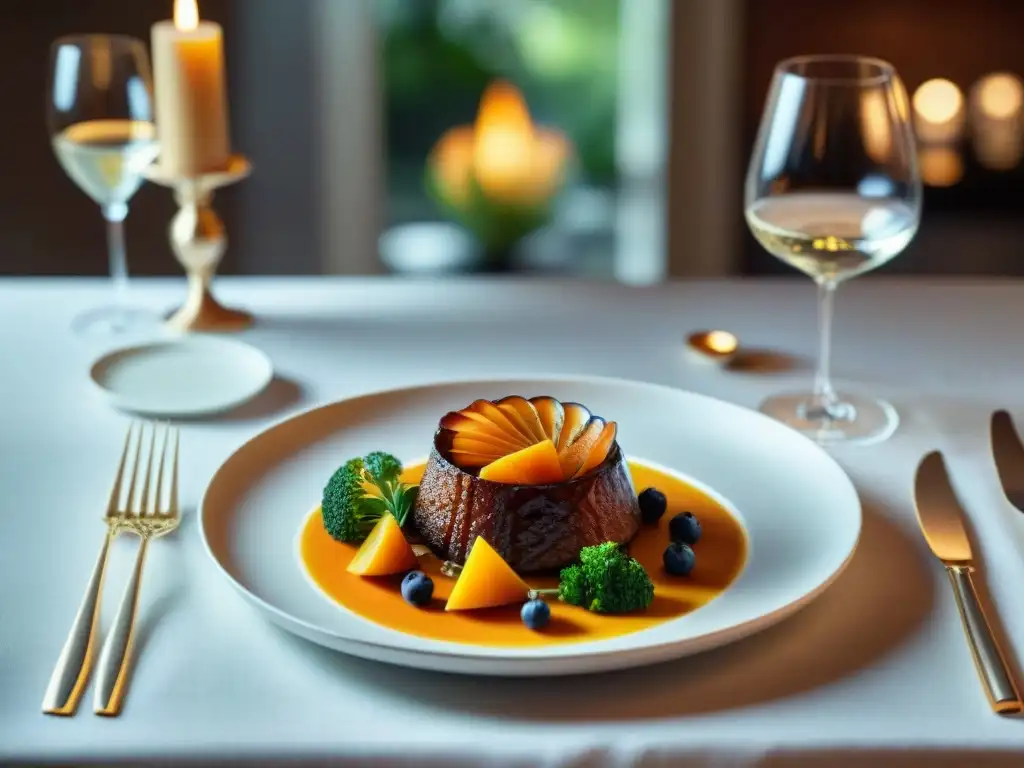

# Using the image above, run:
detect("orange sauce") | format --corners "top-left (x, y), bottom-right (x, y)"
top-left (299, 461), bottom-right (747, 646)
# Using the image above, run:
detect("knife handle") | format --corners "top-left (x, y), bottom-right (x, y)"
top-left (946, 565), bottom-right (1023, 714)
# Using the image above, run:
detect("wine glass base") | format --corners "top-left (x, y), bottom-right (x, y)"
top-left (71, 305), bottom-right (163, 338)
top-left (758, 391), bottom-right (899, 446)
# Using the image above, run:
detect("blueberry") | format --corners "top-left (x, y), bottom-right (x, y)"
top-left (401, 571), bottom-right (434, 607)
top-left (521, 598), bottom-right (551, 630)
top-left (669, 511), bottom-right (701, 544)
top-left (638, 487), bottom-right (667, 525)
top-left (663, 542), bottom-right (696, 576)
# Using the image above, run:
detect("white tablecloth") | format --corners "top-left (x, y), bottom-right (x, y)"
top-left (4, 277), bottom-right (1024, 767)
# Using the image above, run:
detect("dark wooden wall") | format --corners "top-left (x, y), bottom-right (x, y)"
top-left (744, 0), bottom-right (1024, 133)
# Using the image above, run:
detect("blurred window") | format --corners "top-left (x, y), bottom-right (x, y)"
top-left (377, 0), bottom-right (653, 277)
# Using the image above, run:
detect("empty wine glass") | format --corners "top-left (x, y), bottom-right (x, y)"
top-left (48, 35), bottom-right (161, 336)
top-left (745, 55), bottom-right (921, 445)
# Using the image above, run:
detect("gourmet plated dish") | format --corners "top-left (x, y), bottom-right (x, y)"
top-left (298, 395), bottom-right (748, 645)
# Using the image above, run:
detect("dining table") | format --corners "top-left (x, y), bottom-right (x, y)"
top-left (3, 275), bottom-right (1024, 767)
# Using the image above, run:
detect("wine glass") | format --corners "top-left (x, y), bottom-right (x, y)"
top-left (48, 35), bottom-right (161, 337)
top-left (745, 55), bottom-right (921, 445)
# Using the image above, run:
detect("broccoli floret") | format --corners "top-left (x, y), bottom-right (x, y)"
top-left (557, 564), bottom-right (587, 606)
top-left (575, 542), bottom-right (654, 613)
top-left (596, 555), bottom-right (655, 614)
top-left (321, 452), bottom-right (417, 543)
top-left (533, 543), bottom-right (654, 612)
top-left (322, 457), bottom-right (372, 542)
top-left (363, 451), bottom-right (402, 486)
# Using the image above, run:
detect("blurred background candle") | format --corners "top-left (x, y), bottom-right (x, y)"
top-left (912, 78), bottom-right (965, 144)
top-left (917, 146), bottom-right (964, 187)
top-left (470, 82), bottom-right (569, 204)
top-left (151, 0), bottom-right (231, 175)
top-left (425, 80), bottom-right (572, 269)
top-left (973, 123), bottom-right (1024, 171)
top-left (969, 73), bottom-right (1024, 171)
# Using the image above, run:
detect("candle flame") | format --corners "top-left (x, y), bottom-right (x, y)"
top-left (428, 79), bottom-right (570, 208)
top-left (474, 81), bottom-right (534, 140)
top-left (175, 0), bottom-right (200, 31)
top-left (473, 81), bottom-right (536, 199)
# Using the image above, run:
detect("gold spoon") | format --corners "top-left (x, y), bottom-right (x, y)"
top-left (685, 330), bottom-right (739, 366)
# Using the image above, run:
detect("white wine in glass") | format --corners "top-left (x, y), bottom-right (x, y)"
top-left (52, 119), bottom-right (159, 208)
top-left (746, 193), bottom-right (918, 283)
top-left (48, 35), bottom-right (161, 337)
top-left (745, 55), bottom-right (921, 445)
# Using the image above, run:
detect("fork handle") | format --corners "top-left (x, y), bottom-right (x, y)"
top-left (41, 531), bottom-right (113, 715)
top-left (94, 537), bottom-right (149, 716)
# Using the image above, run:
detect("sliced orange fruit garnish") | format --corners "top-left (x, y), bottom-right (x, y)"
top-left (450, 435), bottom-right (509, 458)
top-left (445, 536), bottom-right (529, 611)
top-left (479, 439), bottom-right (564, 485)
top-left (574, 421), bottom-right (617, 478)
top-left (439, 411), bottom-right (522, 449)
top-left (439, 396), bottom-right (617, 482)
top-left (465, 399), bottom-right (533, 448)
top-left (556, 402), bottom-right (592, 452)
top-left (497, 396), bottom-right (547, 443)
top-left (346, 514), bottom-right (417, 576)
top-left (531, 396), bottom-right (565, 443)
top-left (449, 449), bottom-right (500, 468)
top-left (557, 417), bottom-right (606, 478)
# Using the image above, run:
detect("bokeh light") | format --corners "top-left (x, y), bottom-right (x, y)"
top-left (913, 79), bottom-right (963, 123)
top-left (860, 89), bottom-right (892, 163)
top-left (918, 146), bottom-right (963, 187)
top-left (912, 78), bottom-right (964, 143)
top-left (969, 73), bottom-right (1024, 171)
top-left (974, 73), bottom-right (1024, 120)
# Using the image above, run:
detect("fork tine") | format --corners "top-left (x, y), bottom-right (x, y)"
top-left (154, 423), bottom-right (168, 516)
top-left (124, 422), bottom-right (144, 517)
top-left (169, 426), bottom-right (180, 518)
top-left (139, 423), bottom-right (157, 517)
top-left (106, 423), bottom-right (135, 518)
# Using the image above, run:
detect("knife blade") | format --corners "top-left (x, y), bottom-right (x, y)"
top-left (914, 451), bottom-right (973, 564)
top-left (991, 410), bottom-right (1024, 513)
top-left (913, 450), bottom-right (1023, 714)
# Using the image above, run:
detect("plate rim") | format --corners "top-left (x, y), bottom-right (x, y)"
top-left (89, 334), bottom-right (274, 416)
top-left (198, 373), bottom-right (862, 667)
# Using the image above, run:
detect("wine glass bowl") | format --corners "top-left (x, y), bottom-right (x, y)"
top-left (745, 55), bottom-right (922, 445)
top-left (48, 34), bottom-right (161, 337)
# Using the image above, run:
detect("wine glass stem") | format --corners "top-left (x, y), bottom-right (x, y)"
top-left (811, 279), bottom-right (840, 417)
top-left (104, 203), bottom-right (129, 306)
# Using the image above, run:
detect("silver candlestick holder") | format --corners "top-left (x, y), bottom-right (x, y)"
top-left (144, 155), bottom-right (253, 333)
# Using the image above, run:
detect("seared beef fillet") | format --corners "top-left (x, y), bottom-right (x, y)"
top-left (412, 436), bottom-right (640, 573)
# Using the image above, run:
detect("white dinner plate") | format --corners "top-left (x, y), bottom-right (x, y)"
top-left (89, 335), bottom-right (273, 417)
top-left (199, 377), bottom-right (861, 676)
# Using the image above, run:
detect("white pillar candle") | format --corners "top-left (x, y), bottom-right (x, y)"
top-left (151, 0), bottom-right (231, 176)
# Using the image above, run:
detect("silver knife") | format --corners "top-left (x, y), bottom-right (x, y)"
top-left (914, 450), bottom-right (1023, 714)
top-left (991, 410), bottom-right (1024, 513)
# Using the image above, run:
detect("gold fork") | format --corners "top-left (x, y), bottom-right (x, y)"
top-left (92, 422), bottom-right (180, 716)
top-left (42, 422), bottom-right (139, 716)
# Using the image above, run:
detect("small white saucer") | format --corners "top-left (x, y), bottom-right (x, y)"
top-left (89, 335), bottom-right (273, 417)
